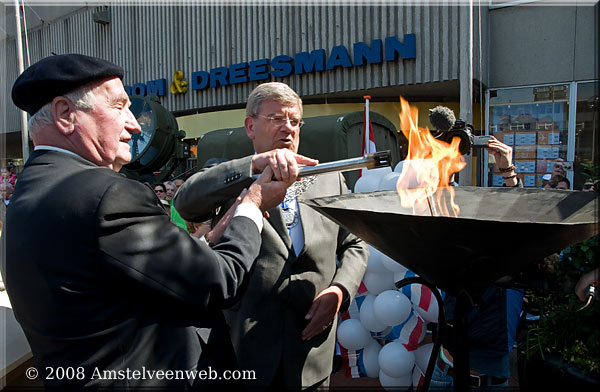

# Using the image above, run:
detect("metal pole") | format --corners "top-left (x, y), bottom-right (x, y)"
top-left (13, 0), bottom-right (29, 162)
top-left (459, 0), bottom-right (474, 186)
top-left (567, 81), bottom-right (577, 188)
top-left (452, 290), bottom-right (472, 391)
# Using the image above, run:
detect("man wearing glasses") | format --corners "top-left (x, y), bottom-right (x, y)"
top-left (153, 183), bottom-right (167, 199)
top-left (174, 82), bottom-right (368, 390)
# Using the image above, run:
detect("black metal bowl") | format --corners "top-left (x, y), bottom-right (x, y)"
top-left (301, 187), bottom-right (598, 294)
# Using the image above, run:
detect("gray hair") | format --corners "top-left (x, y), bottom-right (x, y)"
top-left (27, 83), bottom-right (97, 139)
top-left (245, 82), bottom-right (303, 118)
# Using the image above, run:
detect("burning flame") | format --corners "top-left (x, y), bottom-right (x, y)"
top-left (396, 97), bottom-right (466, 217)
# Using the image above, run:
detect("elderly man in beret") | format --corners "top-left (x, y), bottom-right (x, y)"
top-left (3, 53), bottom-right (294, 390)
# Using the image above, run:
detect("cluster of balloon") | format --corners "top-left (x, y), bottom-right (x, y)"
top-left (336, 163), bottom-right (442, 391)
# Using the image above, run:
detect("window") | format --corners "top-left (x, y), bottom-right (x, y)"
top-left (488, 84), bottom-right (569, 187)
top-left (573, 81), bottom-right (599, 190)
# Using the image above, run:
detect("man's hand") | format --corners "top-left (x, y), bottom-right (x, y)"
top-left (243, 165), bottom-right (294, 213)
top-left (575, 267), bottom-right (599, 302)
top-left (205, 189), bottom-right (248, 245)
top-left (486, 136), bottom-right (513, 169)
top-left (301, 285), bottom-right (344, 341)
top-left (487, 136), bottom-right (518, 186)
top-left (251, 149), bottom-right (318, 182)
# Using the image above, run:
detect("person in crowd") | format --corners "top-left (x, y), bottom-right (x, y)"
top-left (542, 158), bottom-right (567, 189)
top-left (1, 165), bottom-right (17, 187)
top-left (430, 133), bottom-right (523, 389)
top-left (555, 177), bottom-right (571, 190)
top-left (0, 200), bottom-right (4, 291)
top-left (581, 179), bottom-right (598, 192)
top-left (186, 219), bottom-right (212, 239)
top-left (0, 183), bottom-right (13, 206)
top-left (173, 177), bottom-right (185, 191)
top-left (160, 198), bottom-right (172, 217)
top-left (0, 196), bottom-right (5, 235)
top-left (551, 158), bottom-right (566, 179)
top-left (3, 53), bottom-right (293, 390)
top-left (153, 182), bottom-right (167, 200)
top-left (164, 180), bottom-right (176, 201)
top-left (163, 179), bottom-right (189, 230)
top-left (174, 82), bottom-right (369, 390)
top-left (541, 173), bottom-right (551, 188)
top-left (575, 267), bottom-right (599, 302)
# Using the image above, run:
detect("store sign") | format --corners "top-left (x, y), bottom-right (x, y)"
top-left (125, 78), bottom-right (167, 97)
top-left (124, 34), bottom-right (416, 96)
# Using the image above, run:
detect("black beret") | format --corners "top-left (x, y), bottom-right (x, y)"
top-left (11, 53), bottom-right (124, 116)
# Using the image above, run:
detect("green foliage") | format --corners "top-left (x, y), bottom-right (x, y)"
top-left (522, 235), bottom-right (600, 375)
top-left (579, 161), bottom-right (600, 183)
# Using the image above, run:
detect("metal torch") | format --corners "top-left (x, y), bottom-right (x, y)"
top-left (253, 150), bottom-right (392, 180)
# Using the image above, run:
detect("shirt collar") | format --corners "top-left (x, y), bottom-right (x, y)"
top-left (34, 145), bottom-right (83, 159)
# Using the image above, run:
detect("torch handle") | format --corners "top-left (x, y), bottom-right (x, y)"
top-left (252, 150), bottom-right (392, 180)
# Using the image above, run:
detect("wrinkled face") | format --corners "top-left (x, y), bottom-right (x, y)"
top-left (74, 78), bottom-right (141, 166)
top-left (245, 99), bottom-right (302, 153)
top-left (165, 183), bottom-right (176, 200)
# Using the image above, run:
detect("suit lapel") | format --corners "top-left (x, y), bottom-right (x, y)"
top-left (267, 205), bottom-right (292, 249)
top-left (296, 200), bottom-right (311, 257)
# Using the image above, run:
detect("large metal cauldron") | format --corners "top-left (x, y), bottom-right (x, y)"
top-left (302, 187), bottom-right (598, 294)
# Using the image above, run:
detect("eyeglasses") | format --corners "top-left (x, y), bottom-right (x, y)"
top-left (254, 114), bottom-right (304, 128)
top-left (154, 189), bottom-right (165, 193)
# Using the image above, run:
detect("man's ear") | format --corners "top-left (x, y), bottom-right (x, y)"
top-left (244, 116), bottom-right (255, 141)
top-left (51, 96), bottom-right (76, 136)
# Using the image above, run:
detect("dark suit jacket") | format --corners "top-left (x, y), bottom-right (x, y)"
top-left (174, 155), bottom-right (368, 388)
top-left (3, 150), bottom-right (262, 390)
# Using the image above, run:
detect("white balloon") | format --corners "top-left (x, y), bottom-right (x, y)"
top-left (353, 174), bottom-right (381, 193)
top-left (362, 271), bottom-right (396, 295)
top-left (371, 326), bottom-right (394, 339)
top-left (336, 319), bottom-right (372, 351)
top-left (366, 166), bottom-right (393, 179)
top-left (360, 294), bottom-right (388, 333)
top-left (366, 245), bottom-right (388, 274)
top-left (410, 284), bottom-right (440, 323)
top-left (414, 343), bottom-right (434, 372)
top-left (380, 252), bottom-right (408, 273)
top-left (379, 369), bottom-right (413, 391)
top-left (378, 172), bottom-right (401, 191)
top-left (394, 159), bottom-right (439, 189)
top-left (378, 340), bottom-right (416, 378)
top-left (373, 290), bottom-right (412, 327)
top-left (362, 339), bottom-right (382, 378)
top-left (394, 160), bottom-right (406, 173)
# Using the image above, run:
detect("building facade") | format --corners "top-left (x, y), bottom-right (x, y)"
top-left (1, 1), bottom-right (597, 188)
